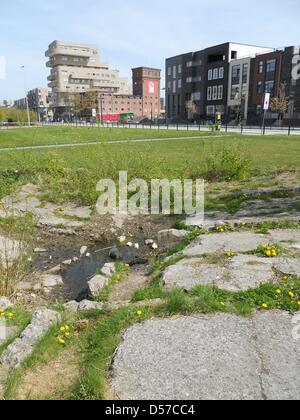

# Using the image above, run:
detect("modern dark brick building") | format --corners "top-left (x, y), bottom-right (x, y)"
top-left (166, 43), bottom-right (271, 123)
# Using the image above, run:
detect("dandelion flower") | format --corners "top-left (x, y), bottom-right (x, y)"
top-left (289, 292), bottom-right (295, 298)
top-left (7, 313), bottom-right (14, 319)
top-left (137, 310), bottom-right (143, 317)
top-left (58, 338), bottom-right (65, 345)
top-left (275, 289), bottom-right (282, 295)
top-left (261, 304), bottom-right (268, 310)
top-left (60, 326), bottom-right (66, 332)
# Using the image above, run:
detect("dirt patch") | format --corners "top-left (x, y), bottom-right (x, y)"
top-left (110, 265), bottom-right (149, 302)
top-left (15, 346), bottom-right (81, 400)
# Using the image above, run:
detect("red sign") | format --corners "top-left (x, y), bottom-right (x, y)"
top-left (97, 113), bottom-right (120, 122)
top-left (147, 80), bottom-right (158, 95)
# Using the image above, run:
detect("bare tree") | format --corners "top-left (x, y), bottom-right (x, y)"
top-left (271, 83), bottom-right (289, 126)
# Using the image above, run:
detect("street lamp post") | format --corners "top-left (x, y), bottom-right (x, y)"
top-left (21, 66), bottom-right (31, 127)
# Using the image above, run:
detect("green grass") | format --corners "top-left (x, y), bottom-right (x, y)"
top-left (0, 306), bottom-right (32, 357)
top-left (0, 127), bottom-right (300, 206)
top-left (0, 126), bottom-right (221, 148)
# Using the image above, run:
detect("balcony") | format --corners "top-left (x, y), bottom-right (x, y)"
top-left (46, 47), bottom-right (92, 59)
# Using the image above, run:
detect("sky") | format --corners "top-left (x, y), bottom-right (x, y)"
top-left (1, 0), bottom-right (300, 102)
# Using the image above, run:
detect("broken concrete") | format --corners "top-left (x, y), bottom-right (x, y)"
top-left (41, 274), bottom-right (64, 289)
top-left (101, 263), bottom-right (116, 278)
top-left (163, 258), bottom-right (225, 291)
top-left (0, 309), bottom-right (60, 370)
top-left (157, 229), bottom-right (187, 246)
top-left (87, 275), bottom-right (109, 298)
top-left (0, 184), bottom-right (91, 230)
top-left (111, 312), bottom-right (300, 400)
top-left (183, 232), bottom-right (270, 256)
top-left (163, 255), bottom-right (277, 292)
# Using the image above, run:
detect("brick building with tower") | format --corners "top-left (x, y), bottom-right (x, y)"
top-left (98, 67), bottom-right (161, 121)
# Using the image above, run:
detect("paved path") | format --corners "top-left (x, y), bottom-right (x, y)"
top-left (111, 311), bottom-right (300, 400)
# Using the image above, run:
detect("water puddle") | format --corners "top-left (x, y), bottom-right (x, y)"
top-left (62, 242), bottom-right (146, 301)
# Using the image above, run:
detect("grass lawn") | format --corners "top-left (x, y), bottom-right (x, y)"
top-left (0, 126), bottom-right (299, 206)
top-left (0, 126), bottom-right (220, 148)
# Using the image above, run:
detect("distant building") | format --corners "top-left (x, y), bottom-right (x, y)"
top-left (27, 88), bottom-right (50, 120)
top-left (45, 40), bottom-right (131, 117)
top-left (14, 97), bottom-right (27, 109)
top-left (98, 67), bottom-right (161, 121)
top-left (3, 100), bottom-right (12, 108)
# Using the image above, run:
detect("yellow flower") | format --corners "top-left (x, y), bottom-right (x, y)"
top-left (289, 292), bottom-right (295, 298)
top-left (220, 302), bottom-right (226, 307)
top-left (65, 332), bottom-right (70, 337)
top-left (7, 313), bottom-right (14, 319)
top-left (261, 304), bottom-right (268, 310)
top-left (60, 326), bottom-right (66, 332)
top-left (0, 311), bottom-right (5, 317)
top-left (283, 276), bottom-right (288, 281)
top-left (275, 289), bottom-right (282, 295)
top-left (65, 325), bottom-right (70, 331)
top-left (58, 338), bottom-right (65, 345)
top-left (265, 250), bottom-right (272, 257)
top-left (124, 264), bottom-right (130, 268)
top-left (297, 301), bottom-right (300, 306)
top-left (137, 310), bottom-right (143, 317)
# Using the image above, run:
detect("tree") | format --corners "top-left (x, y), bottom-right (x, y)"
top-left (271, 83), bottom-right (289, 126)
top-left (70, 83), bottom-right (98, 118)
top-left (186, 100), bottom-right (197, 120)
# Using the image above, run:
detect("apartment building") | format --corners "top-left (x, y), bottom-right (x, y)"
top-left (14, 97), bottom-right (27, 109)
top-left (246, 46), bottom-right (300, 124)
top-left (166, 43), bottom-right (271, 122)
top-left (27, 88), bottom-right (49, 120)
top-left (45, 40), bottom-right (131, 116)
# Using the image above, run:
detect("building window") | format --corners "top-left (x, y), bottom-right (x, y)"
top-left (242, 63), bottom-right (249, 84)
top-left (218, 85), bottom-right (223, 100)
top-left (173, 81), bottom-right (177, 93)
top-left (208, 69), bottom-right (213, 81)
top-left (173, 66), bottom-right (177, 79)
top-left (207, 87), bottom-right (212, 101)
top-left (178, 79), bottom-right (182, 89)
top-left (193, 76), bottom-right (202, 82)
top-left (186, 77), bottom-right (193, 83)
top-left (232, 65), bottom-right (240, 85)
top-left (266, 59), bottom-right (276, 74)
top-left (187, 61), bottom-right (193, 68)
top-left (231, 86), bottom-right (240, 100)
top-left (258, 61), bottom-right (264, 74)
top-left (257, 81), bottom-right (263, 94)
top-left (191, 92), bottom-right (201, 101)
top-left (219, 67), bottom-right (224, 79)
top-left (213, 68), bottom-right (219, 80)
top-left (178, 64), bottom-right (182, 74)
top-left (167, 67), bottom-right (171, 76)
top-left (212, 86), bottom-right (218, 100)
top-left (265, 80), bottom-right (275, 95)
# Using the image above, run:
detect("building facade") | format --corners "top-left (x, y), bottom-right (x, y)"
top-left (98, 67), bottom-right (161, 120)
top-left (166, 43), bottom-right (272, 122)
top-left (27, 88), bottom-right (50, 120)
top-left (45, 40), bottom-right (131, 116)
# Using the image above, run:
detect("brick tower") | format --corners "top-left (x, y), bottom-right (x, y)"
top-left (132, 67), bottom-right (161, 118)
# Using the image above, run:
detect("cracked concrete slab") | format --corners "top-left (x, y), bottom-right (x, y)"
top-left (0, 184), bottom-right (91, 229)
top-left (111, 312), bottom-right (300, 400)
top-left (269, 229), bottom-right (300, 249)
top-left (163, 258), bottom-right (225, 291)
top-left (183, 232), bottom-right (270, 256)
top-left (163, 255), bottom-right (277, 292)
